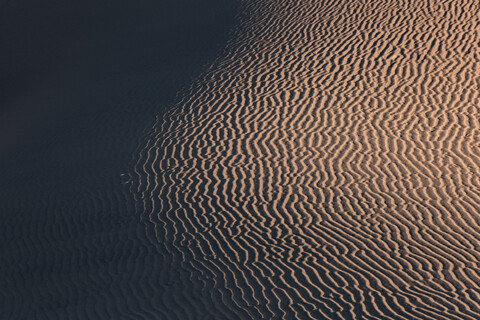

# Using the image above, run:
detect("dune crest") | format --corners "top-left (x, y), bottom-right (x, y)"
top-left (134, 0), bottom-right (480, 318)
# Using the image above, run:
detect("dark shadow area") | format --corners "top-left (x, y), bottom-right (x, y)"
top-left (0, 0), bottom-right (238, 317)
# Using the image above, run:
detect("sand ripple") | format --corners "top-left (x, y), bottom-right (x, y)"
top-left (133, 0), bottom-right (480, 318)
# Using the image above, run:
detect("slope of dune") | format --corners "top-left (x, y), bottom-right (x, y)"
top-left (133, 0), bottom-right (480, 318)
top-left (0, 0), bottom-right (238, 318)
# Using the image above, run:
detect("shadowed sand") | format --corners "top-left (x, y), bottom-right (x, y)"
top-left (0, 0), bottom-right (238, 318)
top-left (133, 0), bottom-right (480, 319)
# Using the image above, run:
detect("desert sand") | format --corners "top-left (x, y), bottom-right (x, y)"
top-left (0, 0), bottom-right (237, 318)
top-left (3, 0), bottom-right (480, 318)
top-left (133, 0), bottom-right (480, 319)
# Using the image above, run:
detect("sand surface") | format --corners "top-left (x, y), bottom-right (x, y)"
top-left (133, 0), bottom-right (480, 319)
top-left (4, 0), bottom-right (480, 318)
top-left (0, 0), bottom-right (237, 318)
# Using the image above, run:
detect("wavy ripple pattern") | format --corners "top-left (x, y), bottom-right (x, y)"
top-left (133, 0), bottom-right (480, 318)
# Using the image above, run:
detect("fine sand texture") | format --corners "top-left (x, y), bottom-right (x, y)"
top-left (133, 0), bottom-right (480, 318)
top-left (0, 0), bottom-right (237, 318)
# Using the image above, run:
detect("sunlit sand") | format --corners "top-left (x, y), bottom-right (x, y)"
top-left (133, 0), bottom-right (480, 318)
top-left (3, 0), bottom-right (480, 318)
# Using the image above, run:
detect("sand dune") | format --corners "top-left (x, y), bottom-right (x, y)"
top-left (0, 0), bottom-right (238, 318)
top-left (132, 0), bottom-right (480, 318)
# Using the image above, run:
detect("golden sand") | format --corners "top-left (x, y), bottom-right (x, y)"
top-left (133, 0), bottom-right (480, 318)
